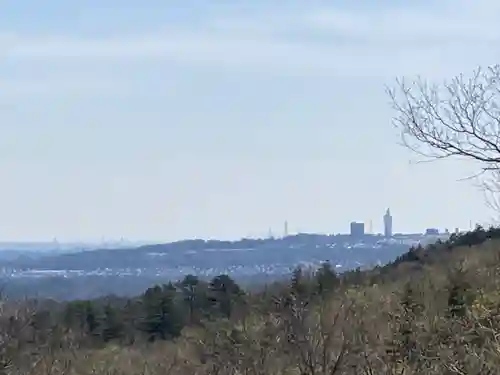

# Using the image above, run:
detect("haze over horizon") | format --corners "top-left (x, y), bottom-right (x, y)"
top-left (0, 0), bottom-right (497, 242)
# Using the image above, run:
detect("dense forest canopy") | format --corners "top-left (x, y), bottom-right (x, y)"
top-left (2, 226), bottom-right (500, 374)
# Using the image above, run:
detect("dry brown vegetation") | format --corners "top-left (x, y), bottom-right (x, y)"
top-left (4, 63), bottom-right (500, 374)
top-left (2, 228), bottom-right (500, 374)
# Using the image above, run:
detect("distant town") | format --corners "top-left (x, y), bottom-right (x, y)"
top-left (266, 207), bottom-right (456, 246)
top-left (0, 207), bottom-right (464, 300)
top-left (0, 208), bottom-right (462, 254)
top-left (344, 207), bottom-right (458, 240)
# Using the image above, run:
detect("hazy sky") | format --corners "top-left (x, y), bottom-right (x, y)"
top-left (0, 0), bottom-right (498, 242)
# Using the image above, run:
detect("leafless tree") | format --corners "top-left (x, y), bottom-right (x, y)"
top-left (274, 293), bottom-right (352, 375)
top-left (387, 64), bottom-right (500, 216)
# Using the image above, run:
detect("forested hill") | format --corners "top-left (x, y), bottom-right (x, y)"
top-left (3, 233), bottom-right (409, 271)
top-left (3, 226), bottom-right (500, 374)
top-left (1, 233), bottom-right (418, 300)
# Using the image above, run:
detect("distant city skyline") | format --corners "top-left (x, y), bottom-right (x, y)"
top-left (0, 207), bottom-right (480, 243)
top-left (0, 0), bottom-right (497, 241)
top-left (0, 217), bottom-right (474, 244)
top-left (246, 208), bottom-right (464, 241)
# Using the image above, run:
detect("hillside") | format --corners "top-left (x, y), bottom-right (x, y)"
top-left (1, 226), bottom-right (500, 374)
top-left (1, 234), bottom-right (414, 300)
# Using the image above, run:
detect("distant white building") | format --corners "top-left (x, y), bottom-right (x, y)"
top-left (383, 208), bottom-right (393, 238)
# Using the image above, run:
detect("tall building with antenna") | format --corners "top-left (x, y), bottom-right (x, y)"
top-left (384, 208), bottom-right (393, 238)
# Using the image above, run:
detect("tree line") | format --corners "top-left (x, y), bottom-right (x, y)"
top-left (2, 226), bottom-right (500, 373)
top-left (20, 263), bottom-right (339, 348)
top-left (4, 63), bottom-right (500, 373)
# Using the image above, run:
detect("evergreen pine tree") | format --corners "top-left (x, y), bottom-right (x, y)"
top-left (315, 262), bottom-right (339, 297)
top-left (101, 304), bottom-right (125, 342)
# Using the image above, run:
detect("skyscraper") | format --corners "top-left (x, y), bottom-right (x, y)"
top-left (384, 208), bottom-right (393, 238)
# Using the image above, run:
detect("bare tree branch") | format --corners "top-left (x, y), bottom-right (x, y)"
top-left (388, 65), bottom-right (500, 169)
top-left (388, 64), bottom-right (500, 218)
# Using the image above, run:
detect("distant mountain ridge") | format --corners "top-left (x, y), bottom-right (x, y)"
top-left (0, 232), bottom-right (446, 300)
top-left (2, 233), bottom-right (417, 271)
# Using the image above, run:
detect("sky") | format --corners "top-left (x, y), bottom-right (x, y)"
top-left (0, 0), bottom-right (499, 242)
